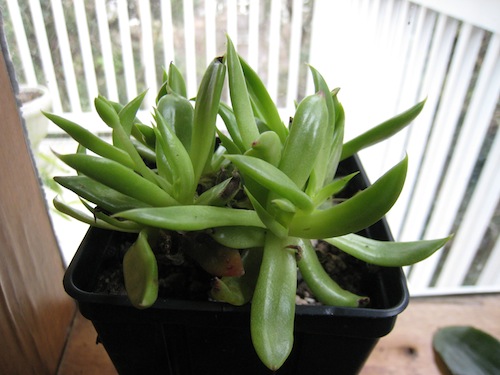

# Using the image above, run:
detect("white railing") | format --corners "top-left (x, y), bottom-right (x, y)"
top-left (2, 0), bottom-right (499, 296)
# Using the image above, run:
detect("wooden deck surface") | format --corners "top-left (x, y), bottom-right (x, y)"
top-left (58, 294), bottom-right (500, 374)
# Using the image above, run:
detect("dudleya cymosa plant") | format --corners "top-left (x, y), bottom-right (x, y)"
top-left (49, 36), bottom-right (450, 371)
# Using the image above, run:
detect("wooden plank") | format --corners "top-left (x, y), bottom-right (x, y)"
top-left (362, 295), bottom-right (500, 374)
top-left (0, 40), bottom-right (74, 375)
top-left (58, 313), bottom-right (116, 375)
top-left (58, 295), bottom-right (500, 374)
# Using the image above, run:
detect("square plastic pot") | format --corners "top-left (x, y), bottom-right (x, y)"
top-left (63, 155), bottom-right (409, 375)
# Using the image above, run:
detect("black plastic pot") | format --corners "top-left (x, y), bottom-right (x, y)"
top-left (63, 155), bottom-right (409, 375)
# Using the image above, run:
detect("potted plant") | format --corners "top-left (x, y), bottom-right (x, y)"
top-left (50, 37), bottom-right (450, 374)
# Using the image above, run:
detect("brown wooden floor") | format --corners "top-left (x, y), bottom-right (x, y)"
top-left (57, 294), bottom-right (500, 374)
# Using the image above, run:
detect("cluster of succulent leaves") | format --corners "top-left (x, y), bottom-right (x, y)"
top-left (49, 36), bottom-right (450, 371)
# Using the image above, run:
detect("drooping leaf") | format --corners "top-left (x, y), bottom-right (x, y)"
top-left (123, 230), bottom-right (159, 308)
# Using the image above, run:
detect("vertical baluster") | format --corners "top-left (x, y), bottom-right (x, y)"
top-left (73, 0), bottom-right (99, 108)
top-left (437, 127), bottom-right (500, 289)
top-left (267, 0), bottom-right (282, 102)
top-left (285, 0), bottom-right (303, 110)
top-left (434, 35), bottom-right (500, 288)
top-left (247, 0), bottom-right (260, 71)
top-left (399, 14), bottom-right (459, 242)
top-left (117, 0), bottom-right (138, 101)
top-left (50, 0), bottom-right (81, 112)
top-left (95, 0), bottom-right (119, 101)
top-left (205, 0), bottom-right (217, 66)
top-left (161, 0), bottom-right (175, 65)
top-left (227, 0), bottom-right (238, 47)
top-left (5, 0), bottom-right (37, 85)
top-left (387, 4), bottom-right (435, 237)
top-left (28, 0), bottom-right (62, 112)
top-left (183, 0), bottom-right (197, 97)
top-left (137, 0), bottom-right (157, 106)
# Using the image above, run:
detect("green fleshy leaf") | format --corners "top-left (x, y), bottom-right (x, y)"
top-left (325, 233), bottom-right (451, 267)
top-left (123, 230), bottom-right (159, 308)
top-left (433, 326), bottom-right (500, 375)
top-left (290, 156), bottom-right (408, 238)
top-left (115, 206), bottom-right (265, 231)
top-left (341, 99), bottom-right (426, 160)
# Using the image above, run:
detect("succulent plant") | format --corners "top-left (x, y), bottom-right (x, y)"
top-left (49, 36), bottom-right (450, 371)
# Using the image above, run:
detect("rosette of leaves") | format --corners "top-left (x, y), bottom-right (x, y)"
top-left (49, 36), bottom-right (451, 371)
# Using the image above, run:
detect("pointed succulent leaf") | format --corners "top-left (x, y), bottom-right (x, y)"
top-left (341, 99), bottom-right (426, 160)
top-left (244, 130), bottom-right (282, 167)
top-left (227, 154), bottom-right (314, 212)
top-left (289, 156), bottom-right (408, 238)
top-left (54, 175), bottom-right (151, 213)
top-left (209, 226), bottom-right (266, 249)
top-left (297, 238), bottom-right (368, 307)
top-left (195, 176), bottom-right (241, 206)
top-left (79, 199), bottom-right (143, 232)
top-left (216, 128), bottom-right (242, 155)
top-left (94, 95), bottom-right (121, 129)
top-left (156, 90), bottom-right (194, 152)
top-left (325, 233), bottom-right (452, 267)
top-left (312, 172), bottom-right (359, 207)
top-left (53, 196), bottom-right (137, 232)
top-left (244, 187), bottom-right (288, 239)
top-left (115, 206), bottom-right (265, 231)
top-left (226, 35), bottom-right (260, 150)
top-left (279, 92), bottom-right (329, 189)
top-left (44, 112), bottom-right (135, 169)
top-left (153, 127), bottom-right (173, 184)
top-left (323, 90), bottom-right (345, 183)
top-left (134, 123), bottom-right (156, 149)
top-left (167, 62), bottom-right (187, 98)
top-left (154, 109), bottom-right (196, 203)
top-left (123, 230), bottom-right (159, 308)
top-left (251, 232), bottom-right (296, 371)
top-left (190, 56), bottom-right (226, 182)
top-left (119, 90), bottom-right (148, 136)
top-left (56, 153), bottom-right (179, 207)
top-left (218, 101), bottom-right (245, 153)
top-left (239, 55), bottom-right (287, 143)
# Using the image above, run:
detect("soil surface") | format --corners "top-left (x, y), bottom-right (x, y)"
top-left (93, 230), bottom-right (379, 306)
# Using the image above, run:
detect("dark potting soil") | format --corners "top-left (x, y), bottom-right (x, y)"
top-left (93, 230), bottom-right (380, 307)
